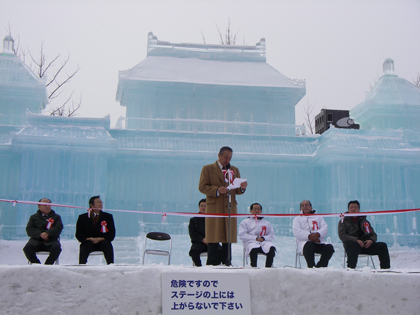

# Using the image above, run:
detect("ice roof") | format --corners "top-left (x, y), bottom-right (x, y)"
top-left (0, 52), bottom-right (46, 87)
top-left (12, 113), bottom-right (115, 146)
top-left (365, 75), bottom-right (420, 106)
top-left (315, 127), bottom-right (420, 160)
top-left (117, 33), bottom-right (305, 91)
top-left (119, 56), bottom-right (304, 88)
top-left (354, 59), bottom-right (420, 108)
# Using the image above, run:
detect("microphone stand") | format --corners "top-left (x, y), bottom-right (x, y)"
top-left (227, 187), bottom-right (232, 266)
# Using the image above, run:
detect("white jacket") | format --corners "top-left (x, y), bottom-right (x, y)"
top-left (239, 217), bottom-right (275, 258)
top-left (292, 215), bottom-right (328, 254)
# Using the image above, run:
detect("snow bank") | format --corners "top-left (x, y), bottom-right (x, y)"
top-left (0, 265), bottom-right (419, 315)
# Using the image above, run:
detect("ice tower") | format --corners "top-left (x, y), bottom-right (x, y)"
top-left (0, 36), bottom-right (47, 125)
top-left (351, 58), bottom-right (420, 135)
top-left (116, 32), bottom-right (306, 130)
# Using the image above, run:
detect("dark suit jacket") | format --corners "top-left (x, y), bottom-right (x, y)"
top-left (26, 209), bottom-right (63, 246)
top-left (189, 216), bottom-right (207, 252)
top-left (75, 211), bottom-right (115, 243)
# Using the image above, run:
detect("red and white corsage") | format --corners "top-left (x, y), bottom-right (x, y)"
top-left (101, 221), bottom-right (109, 233)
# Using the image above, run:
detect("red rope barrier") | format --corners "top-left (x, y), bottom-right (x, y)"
top-left (0, 198), bottom-right (419, 219)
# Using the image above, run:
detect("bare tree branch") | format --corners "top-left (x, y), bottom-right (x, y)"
top-left (303, 101), bottom-right (316, 135)
top-left (46, 55), bottom-right (68, 87)
top-left (27, 43), bottom-right (80, 104)
top-left (66, 96), bottom-right (82, 117)
top-left (216, 23), bottom-right (225, 45)
top-left (201, 30), bottom-right (206, 44)
top-left (7, 27), bottom-right (82, 117)
top-left (49, 92), bottom-right (82, 117)
top-left (49, 92), bottom-right (72, 116)
top-left (413, 73), bottom-right (420, 88)
top-left (48, 63), bottom-right (80, 99)
top-left (216, 17), bottom-right (240, 45)
top-left (369, 73), bottom-right (380, 92)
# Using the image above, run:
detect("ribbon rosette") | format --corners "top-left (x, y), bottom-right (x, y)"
top-left (222, 169), bottom-right (235, 185)
top-left (46, 218), bottom-right (54, 230)
top-left (363, 221), bottom-right (371, 233)
top-left (101, 221), bottom-right (109, 233)
top-left (87, 208), bottom-right (93, 218)
top-left (260, 226), bottom-right (267, 237)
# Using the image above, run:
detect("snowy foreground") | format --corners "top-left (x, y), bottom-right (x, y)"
top-left (1, 237), bottom-right (420, 315)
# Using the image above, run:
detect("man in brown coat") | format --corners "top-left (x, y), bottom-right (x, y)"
top-left (199, 146), bottom-right (247, 266)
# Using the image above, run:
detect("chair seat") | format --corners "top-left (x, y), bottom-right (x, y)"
top-left (343, 252), bottom-right (376, 269)
top-left (28, 251), bottom-right (59, 265)
top-left (144, 249), bottom-right (170, 256)
top-left (243, 248), bottom-right (267, 267)
top-left (192, 252), bottom-right (208, 266)
top-left (142, 232), bottom-right (172, 265)
top-left (295, 249), bottom-right (320, 268)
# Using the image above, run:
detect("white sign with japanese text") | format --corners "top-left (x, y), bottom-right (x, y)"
top-left (162, 272), bottom-right (251, 314)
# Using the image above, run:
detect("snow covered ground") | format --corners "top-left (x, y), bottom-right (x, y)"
top-left (1, 236), bottom-right (419, 314)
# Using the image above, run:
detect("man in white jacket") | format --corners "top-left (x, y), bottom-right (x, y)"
top-left (292, 200), bottom-right (334, 268)
top-left (239, 203), bottom-right (276, 267)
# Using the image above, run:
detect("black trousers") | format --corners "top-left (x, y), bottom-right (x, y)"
top-left (189, 249), bottom-right (207, 267)
top-left (207, 243), bottom-right (229, 266)
top-left (345, 241), bottom-right (390, 269)
top-left (303, 242), bottom-right (335, 268)
top-left (249, 246), bottom-right (276, 268)
top-left (79, 240), bottom-right (114, 265)
top-left (23, 241), bottom-right (61, 265)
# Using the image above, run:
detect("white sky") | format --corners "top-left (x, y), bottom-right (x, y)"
top-left (1, 0), bottom-right (420, 127)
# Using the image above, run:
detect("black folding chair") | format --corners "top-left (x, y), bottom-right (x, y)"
top-left (142, 232), bottom-right (172, 265)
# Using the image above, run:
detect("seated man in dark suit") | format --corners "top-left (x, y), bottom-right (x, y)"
top-left (76, 196), bottom-right (115, 265)
top-left (339, 200), bottom-right (390, 269)
top-left (189, 198), bottom-right (212, 266)
top-left (23, 198), bottom-right (63, 264)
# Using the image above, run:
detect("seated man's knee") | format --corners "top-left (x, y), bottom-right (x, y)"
top-left (303, 242), bottom-right (315, 254)
top-left (326, 244), bottom-right (335, 254)
top-left (101, 239), bottom-right (112, 247)
top-left (376, 242), bottom-right (388, 250)
top-left (23, 242), bottom-right (35, 252)
top-left (346, 241), bottom-right (360, 251)
top-left (50, 242), bottom-right (61, 251)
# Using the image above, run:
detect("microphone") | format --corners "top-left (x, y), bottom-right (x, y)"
top-left (225, 163), bottom-right (230, 170)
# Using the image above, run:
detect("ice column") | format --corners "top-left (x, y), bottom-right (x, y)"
top-left (383, 58), bottom-right (394, 75)
top-left (3, 35), bottom-right (14, 54)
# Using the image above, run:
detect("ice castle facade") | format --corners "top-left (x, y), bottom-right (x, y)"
top-left (0, 34), bottom-right (419, 246)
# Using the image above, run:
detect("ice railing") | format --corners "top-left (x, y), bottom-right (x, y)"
top-left (404, 130), bottom-right (420, 144)
top-left (147, 32), bottom-right (266, 61)
top-left (114, 117), bottom-right (306, 137)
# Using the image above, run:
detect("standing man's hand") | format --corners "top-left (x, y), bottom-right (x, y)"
top-left (219, 187), bottom-right (229, 194)
top-left (240, 181), bottom-right (248, 189)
